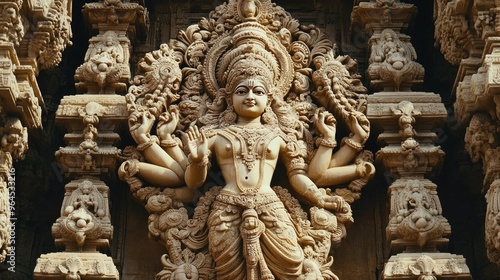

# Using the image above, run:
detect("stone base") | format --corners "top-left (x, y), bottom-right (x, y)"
top-left (382, 252), bottom-right (471, 279)
top-left (33, 252), bottom-right (119, 280)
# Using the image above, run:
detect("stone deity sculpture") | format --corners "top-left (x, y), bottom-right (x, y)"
top-left (119, 0), bottom-right (375, 279)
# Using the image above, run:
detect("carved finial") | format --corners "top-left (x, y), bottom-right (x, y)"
top-left (241, 0), bottom-right (258, 19)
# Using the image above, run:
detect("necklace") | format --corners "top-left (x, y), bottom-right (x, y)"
top-left (228, 125), bottom-right (274, 171)
top-left (218, 125), bottom-right (278, 194)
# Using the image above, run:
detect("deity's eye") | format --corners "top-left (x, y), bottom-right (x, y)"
top-left (234, 87), bottom-right (248, 95)
top-left (253, 87), bottom-right (266, 95)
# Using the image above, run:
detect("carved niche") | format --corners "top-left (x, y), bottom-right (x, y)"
top-left (118, 0), bottom-right (375, 279)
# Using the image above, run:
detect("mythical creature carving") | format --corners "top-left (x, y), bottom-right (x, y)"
top-left (464, 113), bottom-right (496, 164)
top-left (52, 179), bottom-right (112, 249)
top-left (75, 31), bottom-right (128, 93)
top-left (387, 179), bottom-right (451, 249)
top-left (119, 0), bottom-right (375, 278)
top-left (367, 29), bottom-right (424, 91)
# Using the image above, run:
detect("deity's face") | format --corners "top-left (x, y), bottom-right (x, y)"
top-left (231, 78), bottom-right (269, 120)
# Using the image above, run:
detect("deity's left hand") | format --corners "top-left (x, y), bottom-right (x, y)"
top-left (346, 112), bottom-right (369, 144)
top-left (157, 106), bottom-right (179, 140)
top-left (314, 109), bottom-right (336, 140)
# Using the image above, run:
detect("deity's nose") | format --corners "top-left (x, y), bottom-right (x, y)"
top-left (246, 90), bottom-right (256, 99)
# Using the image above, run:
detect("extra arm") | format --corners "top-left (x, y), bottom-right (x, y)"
top-left (184, 126), bottom-right (212, 189)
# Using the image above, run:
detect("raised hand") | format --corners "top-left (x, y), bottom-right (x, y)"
top-left (346, 112), bottom-right (369, 144)
top-left (314, 109), bottom-right (336, 140)
top-left (129, 111), bottom-right (155, 144)
top-left (157, 106), bottom-right (179, 140)
top-left (186, 126), bottom-right (208, 162)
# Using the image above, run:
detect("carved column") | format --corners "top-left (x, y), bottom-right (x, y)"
top-left (33, 1), bottom-right (147, 279)
top-left (352, 1), bottom-right (472, 279)
top-left (435, 0), bottom-right (500, 266)
top-left (0, 0), bottom-right (72, 265)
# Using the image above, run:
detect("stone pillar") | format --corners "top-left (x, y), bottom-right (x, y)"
top-left (435, 0), bottom-right (500, 266)
top-left (0, 0), bottom-right (72, 265)
top-left (352, 1), bottom-right (472, 279)
top-left (33, 1), bottom-right (147, 279)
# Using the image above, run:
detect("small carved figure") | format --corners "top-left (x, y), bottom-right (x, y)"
top-left (73, 180), bottom-right (99, 214)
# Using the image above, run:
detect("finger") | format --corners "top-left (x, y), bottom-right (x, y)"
top-left (193, 125), bottom-right (200, 138)
top-left (188, 127), bottom-right (195, 140)
top-left (200, 130), bottom-right (206, 143)
top-left (319, 112), bottom-right (326, 124)
top-left (171, 110), bottom-right (179, 123)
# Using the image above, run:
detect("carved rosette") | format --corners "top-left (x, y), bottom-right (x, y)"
top-left (386, 179), bottom-right (451, 252)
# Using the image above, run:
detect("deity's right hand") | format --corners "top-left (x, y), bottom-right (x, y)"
top-left (185, 126), bottom-right (208, 163)
top-left (128, 111), bottom-right (155, 144)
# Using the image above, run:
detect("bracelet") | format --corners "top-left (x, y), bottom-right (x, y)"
top-left (137, 135), bottom-right (159, 151)
top-left (188, 153), bottom-right (210, 168)
top-left (343, 137), bottom-right (363, 152)
top-left (160, 138), bottom-right (178, 148)
top-left (316, 137), bottom-right (337, 148)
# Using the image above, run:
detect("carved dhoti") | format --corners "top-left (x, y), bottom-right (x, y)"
top-left (208, 191), bottom-right (304, 280)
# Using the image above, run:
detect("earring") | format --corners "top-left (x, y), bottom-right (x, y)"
top-left (262, 106), bottom-right (277, 125)
top-left (221, 105), bottom-right (237, 125)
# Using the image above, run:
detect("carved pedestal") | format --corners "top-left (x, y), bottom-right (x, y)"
top-left (383, 253), bottom-right (470, 280)
top-left (34, 253), bottom-right (119, 280)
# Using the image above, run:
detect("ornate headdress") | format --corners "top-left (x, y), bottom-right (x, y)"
top-left (203, 20), bottom-right (294, 99)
